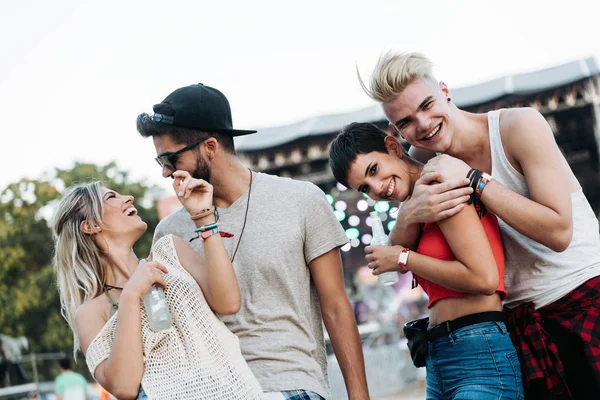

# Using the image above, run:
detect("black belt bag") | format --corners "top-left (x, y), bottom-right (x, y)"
top-left (403, 317), bottom-right (430, 368)
top-left (403, 311), bottom-right (505, 368)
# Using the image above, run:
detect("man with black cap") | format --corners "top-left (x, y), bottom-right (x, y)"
top-left (136, 84), bottom-right (369, 399)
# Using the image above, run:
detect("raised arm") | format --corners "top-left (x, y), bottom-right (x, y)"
top-left (422, 108), bottom-right (577, 251)
top-left (172, 235), bottom-right (241, 315)
top-left (77, 261), bottom-right (169, 399)
top-left (170, 170), bottom-right (240, 315)
top-left (389, 171), bottom-right (472, 249)
top-left (366, 204), bottom-right (499, 295)
top-left (481, 108), bottom-right (576, 251)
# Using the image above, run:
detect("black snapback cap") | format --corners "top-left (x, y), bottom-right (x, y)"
top-left (151, 83), bottom-right (256, 137)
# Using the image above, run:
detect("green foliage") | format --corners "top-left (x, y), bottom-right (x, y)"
top-left (0, 162), bottom-right (162, 380)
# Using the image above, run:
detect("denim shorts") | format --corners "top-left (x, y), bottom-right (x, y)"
top-left (426, 321), bottom-right (524, 400)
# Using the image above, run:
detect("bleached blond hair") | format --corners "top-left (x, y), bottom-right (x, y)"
top-left (52, 181), bottom-right (109, 357)
top-left (359, 51), bottom-right (437, 103)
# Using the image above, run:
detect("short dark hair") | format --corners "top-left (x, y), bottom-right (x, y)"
top-left (136, 103), bottom-right (236, 154)
top-left (329, 122), bottom-right (389, 187)
top-left (58, 357), bottom-right (71, 370)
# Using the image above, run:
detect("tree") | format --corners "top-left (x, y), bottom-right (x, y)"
top-left (0, 162), bottom-right (162, 382)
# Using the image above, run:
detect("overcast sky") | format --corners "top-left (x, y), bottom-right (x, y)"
top-left (2, 0), bottom-right (599, 194)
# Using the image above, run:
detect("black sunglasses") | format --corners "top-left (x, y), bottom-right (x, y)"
top-left (155, 138), bottom-right (208, 169)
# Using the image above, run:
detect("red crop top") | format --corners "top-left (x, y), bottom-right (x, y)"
top-left (414, 212), bottom-right (506, 308)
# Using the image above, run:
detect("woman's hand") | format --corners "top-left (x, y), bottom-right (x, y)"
top-left (123, 260), bottom-right (168, 301)
top-left (172, 170), bottom-right (214, 215)
top-left (364, 245), bottom-right (407, 275)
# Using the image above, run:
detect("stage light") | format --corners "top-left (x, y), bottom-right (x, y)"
top-left (334, 200), bottom-right (347, 211)
top-left (341, 243), bottom-right (352, 252)
top-left (387, 220), bottom-right (396, 231)
top-left (345, 228), bottom-right (360, 240)
top-left (336, 182), bottom-right (348, 192)
top-left (361, 234), bottom-right (373, 245)
top-left (374, 201), bottom-right (390, 213)
top-left (325, 194), bottom-right (334, 205)
top-left (334, 210), bottom-right (346, 221)
top-left (357, 199), bottom-right (369, 211)
top-left (348, 215), bottom-right (360, 227)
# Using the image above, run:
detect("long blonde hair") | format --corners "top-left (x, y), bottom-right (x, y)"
top-left (359, 51), bottom-right (437, 103)
top-left (52, 181), bottom-right (108, 356)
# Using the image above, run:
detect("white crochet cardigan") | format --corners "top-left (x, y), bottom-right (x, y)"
top-left (85, 235), bottom-right (264, 399)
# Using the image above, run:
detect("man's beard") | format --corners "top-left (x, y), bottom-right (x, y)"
top-left (191, 157), bottom-right (212, 183)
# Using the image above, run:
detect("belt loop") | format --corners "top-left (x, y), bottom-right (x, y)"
top-left (494, 321), bottom-right (507, 334)
top-left (444, 320), bottom-right (452, 335)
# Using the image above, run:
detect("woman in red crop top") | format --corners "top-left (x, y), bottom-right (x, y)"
top-left (329, 123), bottom-right (523, 400)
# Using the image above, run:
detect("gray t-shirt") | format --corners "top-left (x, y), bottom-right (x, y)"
top-left (153, 172), bottom-right (348, 398)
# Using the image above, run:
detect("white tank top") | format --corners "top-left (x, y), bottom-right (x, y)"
top-left (488, 109), bottom-right (600, 309)
top-left (85, 235), bottom-right (265, 400)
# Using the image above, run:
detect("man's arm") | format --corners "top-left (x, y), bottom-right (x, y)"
top-left (423, 108), bottom-right (577, 252)
top-left (310, 249), bottom-right (369, 400)
top-left (366, 204), bottom-right (499, 295)
top-left (389, 172), bottom-right (472, 249)
top-left (483, 108), bottom-right (576, 251)
top-left (389, 147), bottom-right (472, 249)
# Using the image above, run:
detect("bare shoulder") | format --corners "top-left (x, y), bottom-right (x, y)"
top-left (500, 108), bottom-right (552, 139)
top-left (75, 295), bottom-right (108, 322)
top-left (75, 296), bottom-right (111, 354)
top-left (498, 107), bottom-right (554, 160)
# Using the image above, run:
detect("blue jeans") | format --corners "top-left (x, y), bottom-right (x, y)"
top-left (426, 321), bottom-right (524, 400)
top-left (137, 387), bottom-right (148, 400)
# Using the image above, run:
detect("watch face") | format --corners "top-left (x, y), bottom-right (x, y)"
top-left (398, 251), bottom-right (409, 265)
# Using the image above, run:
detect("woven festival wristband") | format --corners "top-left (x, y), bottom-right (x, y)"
top-left (200, 228), bottom-right (219, 241)
top-left (476, 172), bottom-right (492, 197)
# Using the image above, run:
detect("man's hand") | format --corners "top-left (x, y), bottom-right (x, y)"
top-left (422, 154), bottom-right (472, 183)
top-left (401, 170), bottom-right (472, 225)
top-left (365, 245), bottom-right (408, 275)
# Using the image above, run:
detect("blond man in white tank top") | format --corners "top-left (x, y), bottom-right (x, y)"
top-left (359, 51), bottom-right (600, 399)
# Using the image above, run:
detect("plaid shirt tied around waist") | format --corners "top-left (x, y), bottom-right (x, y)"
top-left (504, 275), bottom-right (600, 400)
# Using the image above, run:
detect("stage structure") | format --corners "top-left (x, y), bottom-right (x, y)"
top-left (233, 57), bottom-right (600, 285)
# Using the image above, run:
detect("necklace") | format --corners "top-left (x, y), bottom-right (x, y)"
top-left (228, 168), bottom-right (252, 262)
top-left (103, 284), bottom-right (123, 317)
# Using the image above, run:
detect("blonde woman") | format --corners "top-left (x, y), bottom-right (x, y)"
top-left (52, 170), bottom-right (264, 400)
